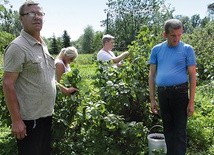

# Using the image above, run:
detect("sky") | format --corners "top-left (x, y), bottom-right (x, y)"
top-left (7, 0), bottom-right (214, 40)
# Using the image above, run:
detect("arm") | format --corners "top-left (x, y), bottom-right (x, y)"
top-left (55, 63), bottom-right (78, 96)
top-left (148, 64), bottom-right (158, 114)
top-left (3, 72), bottom-right (26, 139)
top-left (112, 51), bottom-right (129, 64)
top-left (56, 81), bottom-right (78, 96)
top-left (187, 65), bottom-right (197, 117)
top-left (55, 63), bottom-right (65, 82)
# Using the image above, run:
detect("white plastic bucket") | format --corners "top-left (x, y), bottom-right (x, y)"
top-left (147, 125), bottom-right (167, 155)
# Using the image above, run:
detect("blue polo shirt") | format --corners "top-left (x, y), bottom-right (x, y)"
top-left (149, 41), bottom-right (196, 86)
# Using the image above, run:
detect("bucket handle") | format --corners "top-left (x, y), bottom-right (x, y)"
top-left (149, 125), bottom-right (163, 134)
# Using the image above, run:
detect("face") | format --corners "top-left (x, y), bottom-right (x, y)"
top-left (164, 28), bottom-right (183, 47)
top-left (64, 56), bottom-right (74, 64)
top-left (105, 39), bottom-right (114, 51)
top-left (20, 5), bottom-right (44, 34)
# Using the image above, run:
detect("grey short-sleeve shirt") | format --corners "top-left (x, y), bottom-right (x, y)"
top-left (4, 30), bottom-right (56, 120)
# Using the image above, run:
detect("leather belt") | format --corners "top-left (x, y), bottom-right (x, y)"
top-left (158, 82), bottom-right (188, 90)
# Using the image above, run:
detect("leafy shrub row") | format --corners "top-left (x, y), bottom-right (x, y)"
top-left (0, 24), bottom-right (213, 154)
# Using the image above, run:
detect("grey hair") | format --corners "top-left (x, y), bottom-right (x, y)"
top-left (164, 19), bottom-right (183, 34)
top-left (19, 0), bottom-right (41, 16)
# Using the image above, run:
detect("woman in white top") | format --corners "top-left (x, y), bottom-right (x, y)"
top-left (55, 46), bottom-right (78, 82)
top-left (55, 46), bottom-right (78, 95)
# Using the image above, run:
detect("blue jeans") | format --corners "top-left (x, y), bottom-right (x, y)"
top-left (157, 83), bottom-right (188, 155)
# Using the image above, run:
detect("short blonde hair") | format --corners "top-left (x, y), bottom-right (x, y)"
top-left (57, 46), bottom-right (78, 60)
top-left (102, 34), bottom-right (114, 45)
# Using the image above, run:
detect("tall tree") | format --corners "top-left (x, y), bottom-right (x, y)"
top-left (81, 25), bottom-right (94, 53)
top-left (104, 0), bottom-right (172, 51)
top-left (190, 14), bottom-right (201, 28)
top-left (0, 1), bottom-right (22, 36)
top-left (201, 16), bottom-right (210, 27)
top-left (208, 3), bottom-right (214, 19)
top-left (50, 34), bottom-right (59, 55)
top-left (175, 15), bottom-right (193, 34)
top-left (62, 30), bottom-right (71, 48)
top-left (93, 31), bottom-right (103, 54)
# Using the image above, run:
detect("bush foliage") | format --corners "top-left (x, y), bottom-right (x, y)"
top-left (0, 24), bottom-right (213, 154)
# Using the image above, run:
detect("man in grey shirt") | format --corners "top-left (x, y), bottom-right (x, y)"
top-left (3, 1), bottom-right (55, 154)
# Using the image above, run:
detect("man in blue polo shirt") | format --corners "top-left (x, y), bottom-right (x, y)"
top-left (148, 19), bottom-right (196, 155)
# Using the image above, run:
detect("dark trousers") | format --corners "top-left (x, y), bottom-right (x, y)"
top-left (17, 116), bottom-right (52, 155)
top-left (157, 83), bottom-right (188, 155)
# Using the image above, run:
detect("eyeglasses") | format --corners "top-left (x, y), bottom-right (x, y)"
top-left (21, 12), bottom-right (45, 18)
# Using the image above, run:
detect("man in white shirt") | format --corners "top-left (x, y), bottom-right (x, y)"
top-left (97, 34), bottom-right (129, 67)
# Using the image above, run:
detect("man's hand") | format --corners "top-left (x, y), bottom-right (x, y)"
top-left (187, 102), bottom-right (194, 117)
top-left (12, 120), bottom-right (27, 140)
top-left (150, 100), bottom-right (158, 114)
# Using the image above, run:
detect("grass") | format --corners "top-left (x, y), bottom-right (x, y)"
top-left (72, 54), bottom-right (97, 92)
top-left (74, 53), bottom-right (96, 77)
top-left (75, 53), bottom-right (96, 65)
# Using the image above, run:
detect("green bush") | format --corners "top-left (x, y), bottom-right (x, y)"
top-left (50, 27), bottom-right (162, 154)
top-left (1, 25), bottom-right (214, 154)
top-left (182, 22), bottom-right (214, 85)
top-left (187, 82), bottom-right (214, 154)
